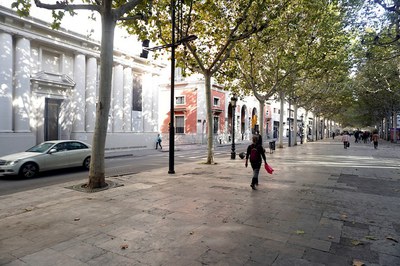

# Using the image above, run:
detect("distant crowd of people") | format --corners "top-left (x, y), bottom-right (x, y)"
top-left (340, 130), bottom-right (380, 149)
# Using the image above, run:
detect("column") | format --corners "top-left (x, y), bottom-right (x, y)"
top-left (112, 65), bottom-right (124, 132)
top-left (123, 67), bottom-right (133, 131)
top-left (0, 33), bottom-right (13, 132)
top-left (14, 37), bottom-right (31, 132)
top-left (85, 57), bottom-right (97, 132)
top-left (72, 54), bottom-right (86, 133)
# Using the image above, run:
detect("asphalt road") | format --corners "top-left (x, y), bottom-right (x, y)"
top-left (0, 144), bottom-right (245, 196)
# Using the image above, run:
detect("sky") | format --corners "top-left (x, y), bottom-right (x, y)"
top-left (0, 0), bottom-right (141, 54)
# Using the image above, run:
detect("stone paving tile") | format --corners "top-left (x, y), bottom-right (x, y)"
top-left (18, 248), bottom-right (87, 266)
top-left (1, 140), bottom-right (400, 265)
top-left (302, 248), bottom-right (350, 266)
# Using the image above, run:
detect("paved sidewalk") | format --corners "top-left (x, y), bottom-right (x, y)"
top-left (1, 139), bottom-right (399, 265)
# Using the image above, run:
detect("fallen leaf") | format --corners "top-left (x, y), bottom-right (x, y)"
top-left (386, 236), bottom-right (399, 243)
top-left (365, 236), bottom-right (377, 241)
top-left (295, 230), bottom-right (305, 235)
top-left (74, 218), bottom-right (80, 221)
top-left (352, 259), bottom-right (365, 266)
top-left (120, 244), bottom-right (129, 250)
top-left (24, 208), bottom-right (33, 212)
top-left (340, 214), bottom-right (348, 220)
top-left (351, 240), bottom-right (363, 246)
top-left (189, 231), bottom-right (194, 235)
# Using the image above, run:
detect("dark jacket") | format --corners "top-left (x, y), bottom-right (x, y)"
top-left (246, 144), bottom-right (266, 169)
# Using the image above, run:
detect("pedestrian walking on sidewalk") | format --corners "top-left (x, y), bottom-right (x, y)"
top-left (156, 134), bottom-right (162, 150)
top-left (342, 131), bottom-right (350, 149)
top-left (245, 135), bottom-right (267, 190)
top-left (372, 130), bottom-right (379, 149)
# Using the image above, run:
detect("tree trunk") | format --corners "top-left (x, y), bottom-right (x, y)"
top-left (204, 71), bottom-right (214, 164)
top-left (278, 91), bottom-right (285, 148)
top-left (393, 111), bottom-right (397, 143)
top-left (304, 110), bottom-right (309, 144)
top-left (88, 7), bottom-right (116, 189)
top-left (293, 104), bottom-right (298, 146)
top-left (259, 99), bottom-right (265, 146)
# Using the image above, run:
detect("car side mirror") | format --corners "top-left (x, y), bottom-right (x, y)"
top-left (49, 148), bottom-right (57, 154)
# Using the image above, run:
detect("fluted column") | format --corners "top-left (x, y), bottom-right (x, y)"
top-left (72, 54), bottom-right (86, 133)
top-left (0, 33), bottom-right (13, 132)
top-left (112, 65), bottom-right (124, 132)
top-left (85, 57), bottom-right (97, 132)
top-left (123, 67), bottom-right (133, 131)
top-left (14, 37), bottom-right (31, 132)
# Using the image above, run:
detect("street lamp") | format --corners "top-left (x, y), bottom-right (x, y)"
top-left (300, 114), bottom-right (304, 144)
top-left (231, 94), bottom-right (238, 159)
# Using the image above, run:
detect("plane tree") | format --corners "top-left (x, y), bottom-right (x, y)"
top-left (352, 51), bottom-right (400, 129)
top-left (216, 0), bottom-right (353, 146)
top-left (12, 0), bottom-right (150, 189)
top-left (349, 0), bottom-right (400, 131)
top-left (123, 0), bottom-right (291, 164)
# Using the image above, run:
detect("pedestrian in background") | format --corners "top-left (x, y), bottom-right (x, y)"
top-left (156, 134), bottom-right (162, 150)
top-left (342, 131), bottom-right (350, 149)
top-left (372, 130), bottom-right (379, 149)
top-left (245, 135), bottom-right (267, 190)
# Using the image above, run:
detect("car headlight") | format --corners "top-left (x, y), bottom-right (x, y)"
top-left (7, 160), bottom-right (19, 166)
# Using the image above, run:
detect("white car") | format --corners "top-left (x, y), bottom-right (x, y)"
top-left (0, 140), bottom-right (91, 178)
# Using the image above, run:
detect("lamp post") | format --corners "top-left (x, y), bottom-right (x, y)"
top-left (320, 119), bottom-right (323, 140)
top-left (168, 0), bottom-right (176, 174)
top-left (142, 0), bottom-right (197, 174)
top-left (300, 114), bottom-right (304, 144)
top-left (231, 94), bottom-right (238, 159)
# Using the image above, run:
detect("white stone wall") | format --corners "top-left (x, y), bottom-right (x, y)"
top-left (0, 6), bottom-right (164, 156)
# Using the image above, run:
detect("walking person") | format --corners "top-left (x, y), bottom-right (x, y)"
top-left (155, 133), bottom-right (162, 150)
top-left (342, 131), bottom-right (350, 149)
top-left (245, 135), bottom-right (267, 190)
top-left (372, 130), bottom-right (379, 149)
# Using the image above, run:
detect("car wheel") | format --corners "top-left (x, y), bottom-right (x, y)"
top-left (19, 162), bottom-right (39, 178)
top-left (83, 157), bottom-right (90, 170)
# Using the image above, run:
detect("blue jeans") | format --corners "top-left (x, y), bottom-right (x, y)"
top-left (252, 167), bottom-right (260, 185)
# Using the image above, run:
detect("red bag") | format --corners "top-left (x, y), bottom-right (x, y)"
top-left (265, 163), bottom-right (274, 174)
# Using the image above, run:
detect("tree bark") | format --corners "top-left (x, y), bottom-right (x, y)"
top-left (278, 91), bottom-right (285, 148)
top-left (258, 99), bottom-right (265, 145)
top-left (205, 71), bottom-right (214, 164)
top-left (293, 104), bottom-right (298, 146)
top-left (88, 4), bottom-right (116, 189)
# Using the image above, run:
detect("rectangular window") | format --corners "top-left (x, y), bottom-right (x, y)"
top-left (42, 49), bottom-right (61, 73)
top-left (176, 96), bottom-right (185, 105)
top-left (175, 116), bottom-right (184, 133)
top-left (213, 116), bottom-right (219, 134)
top-left (213, 97), bottom-right (220, 106)
top-left (132, 76), bottom-right (142, 111)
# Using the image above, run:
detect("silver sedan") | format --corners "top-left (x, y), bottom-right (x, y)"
top-left (0, 140), bottom-right (91, 178)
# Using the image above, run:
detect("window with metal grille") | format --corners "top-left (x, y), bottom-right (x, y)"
top-left (176, 96), bottom-right (185, 105)
top-left (132, 77), bottom-right (142, 111)
top-left (213, 116), bottom-right (219, 134)
top-left (175, 116), bottom-right (184, 133)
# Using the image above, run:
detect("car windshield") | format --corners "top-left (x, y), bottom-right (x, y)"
top-left (26, 143), bottom-right (55, 153)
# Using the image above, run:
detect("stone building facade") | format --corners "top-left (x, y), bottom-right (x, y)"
top-left (0, 6), bottom-right (164, 156)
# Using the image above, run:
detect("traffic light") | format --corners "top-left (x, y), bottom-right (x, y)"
top-left (140, 40), bottom-right (150, 59)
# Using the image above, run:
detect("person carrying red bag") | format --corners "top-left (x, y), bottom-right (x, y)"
top-left (245, 135), bottom-right (267, 190)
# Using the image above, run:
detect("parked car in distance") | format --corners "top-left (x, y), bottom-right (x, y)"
top-left (0, 140), bottom-right (91, 178)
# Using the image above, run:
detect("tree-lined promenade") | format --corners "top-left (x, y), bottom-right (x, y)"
top-left (11, 0), bottom-right (400, 188)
